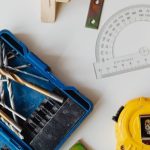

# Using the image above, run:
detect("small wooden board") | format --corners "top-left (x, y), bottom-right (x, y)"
top-left (41, 0), bottom-right (70, 23)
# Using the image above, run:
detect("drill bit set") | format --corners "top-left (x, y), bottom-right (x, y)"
top-left (0, 30), bottom-right (93, 150)
top-left (0, 41), bottom-right (23, 138)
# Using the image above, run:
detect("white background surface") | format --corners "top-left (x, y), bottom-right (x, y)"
top-left (1, 0), bottom-right (150, 149)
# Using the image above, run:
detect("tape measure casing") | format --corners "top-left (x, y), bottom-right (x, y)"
top-left (115, 97), bottom-right (150, 150)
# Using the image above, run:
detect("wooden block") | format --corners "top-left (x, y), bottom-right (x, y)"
top-left (41, 0), bottom-right (56, 22)
top-left (41, 0), bottom-right (70, 23)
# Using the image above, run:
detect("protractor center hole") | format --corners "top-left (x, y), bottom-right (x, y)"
top-left (114, 22), bottom-right (150, 57)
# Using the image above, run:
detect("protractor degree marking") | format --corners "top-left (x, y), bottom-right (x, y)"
top-left (94, 5), bottom-right (150, 78)
top-left (96, 5), bottom-right (150, 62)
top-left (97, 7), bottom-right (150, 62)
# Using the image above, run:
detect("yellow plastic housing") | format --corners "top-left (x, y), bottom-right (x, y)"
top-left (115, 97), bottom-right (150, 150)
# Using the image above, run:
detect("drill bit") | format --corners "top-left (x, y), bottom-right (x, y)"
top-left (0, 107), bottom-right (24, 139)
top-left (5, 65), bottom-right (49, 82)
top-left (0, 79), bottom-right (7, 82)
top-left (0, 109), bottom-right (22, 133)
top-left (7, 49), bottom-right (15, 56)
top-left (14, 64), bottom-right (31, 69)
top-left (0, 68), bottom-right (63, 103)
top-left (1, 43), bottom-right (17, 122)
top-left (0, 45), bottom-right (8, 133)
top-left (8, 52), bottom-right (18, 60)
top-left (0, 102), bottom-right (26, 121)
top-left (0, 42), bottom-right (5, 106)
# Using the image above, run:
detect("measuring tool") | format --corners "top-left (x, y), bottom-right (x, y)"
top-left (113, 97), bottom-right (150, 150)
top-left (94, 5), bottom-right (150, 78)
top-left (86, 0), bottom-right (105, 29)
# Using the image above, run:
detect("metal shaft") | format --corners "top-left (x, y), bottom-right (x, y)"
top-left (0, 109), bottom-right (22, 133)
top-left (5, 65), bottom-right (49, 82)
top-left (0, 82), bottom-right (5, 105)
top-left (0, 79), bottom-right (7, 82)
top-left (0, 102), bottom-right (26, 121)
top-left (2, 43), bottom-right (18, 122)
top-left (0, 42), bottom-right (5, 106)
top-left (0, 68), bottom-right (63, 103)
top-left (15, 64), bottom-right (31, 69)
top-left (8, 53), bottom-right (18, 60)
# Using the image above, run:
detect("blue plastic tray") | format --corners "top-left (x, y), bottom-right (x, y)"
top-left (0, 30), bottom-right (93, 150)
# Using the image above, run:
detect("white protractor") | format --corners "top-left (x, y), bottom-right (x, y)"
top-left (94, 5), bottom-right (150, 78)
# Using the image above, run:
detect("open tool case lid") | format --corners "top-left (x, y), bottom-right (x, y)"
top-left (0, 30), bottom-right (93, 150)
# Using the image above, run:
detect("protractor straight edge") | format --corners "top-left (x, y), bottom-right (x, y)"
top-left (94, 5), bottom-right (150, 78)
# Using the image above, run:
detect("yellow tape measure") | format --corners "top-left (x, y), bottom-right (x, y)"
top-left (113, 97), bottom-right (150, 150)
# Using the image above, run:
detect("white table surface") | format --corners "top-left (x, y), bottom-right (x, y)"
top-left (1, 0), bottom-right (150, 149)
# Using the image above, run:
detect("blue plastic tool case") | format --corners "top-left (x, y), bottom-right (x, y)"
top-left (0, 30), bottom-right (93, 150)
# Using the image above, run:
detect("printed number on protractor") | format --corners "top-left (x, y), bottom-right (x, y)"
top-left (94, 5), bottom-right (150, 78)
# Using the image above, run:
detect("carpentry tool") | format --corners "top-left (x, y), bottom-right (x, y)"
top-left (5, 66), bottom-right (49, 82)
top-left (0, 102), bottom-right (26, 121)
top-left (0, 109), bottom-right (22, 133)
top-left (0, 68), bottom-right (64, 103)
top-left (0, 42), bottom-right (5, 106)
top-left (8, 52), bottom-right (18, 60)
top-left (1, 42), bottom-right (17, 122)
top-left (86, 0), bottom-right (105, 29)
top-left (6, 53), bottom-right (48, 82)
top-left (113, 97), bottom-right (150, 150)
top-left (0, 30), bottom-right (93, 150)
top-left (0, 79), bottom-right (7, 82)
top-left (0, 107), bottom-right (23, 138)
top-left (22, 98), bottom-right (85, 150)
top-left (94, 5), bottom-right (150, 78)
top-left (41, 0), bottom-right (70, 22)
top-left (0, 108), bottom-right (23, 139)
top-left (14, 64), bottom-right (31, 69)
